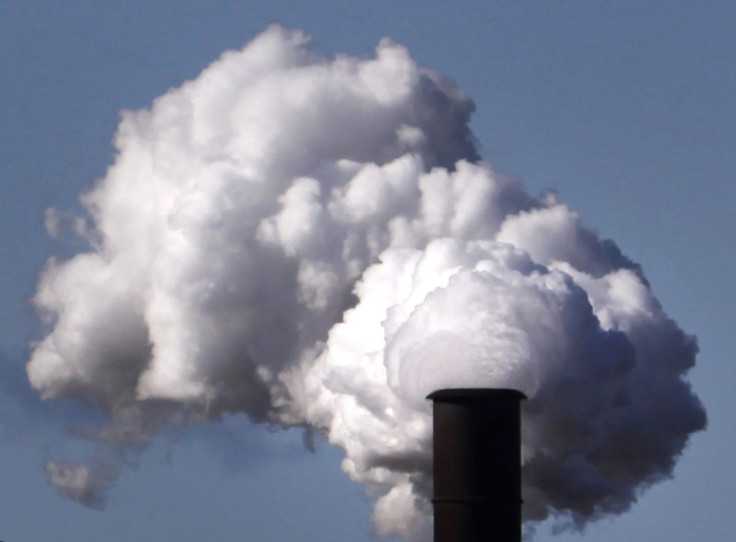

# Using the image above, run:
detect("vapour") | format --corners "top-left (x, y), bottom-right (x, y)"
top-left (29, 25), bottom-right (705, 539)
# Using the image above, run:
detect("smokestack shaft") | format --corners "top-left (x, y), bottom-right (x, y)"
top-left (429, 389), bottom-right (525, 542)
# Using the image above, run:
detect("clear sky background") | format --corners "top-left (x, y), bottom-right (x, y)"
top-left (1, 2), bottom-right (734, 541)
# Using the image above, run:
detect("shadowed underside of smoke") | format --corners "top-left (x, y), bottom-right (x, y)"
top-left (28, 25), bottom-right (705, 540)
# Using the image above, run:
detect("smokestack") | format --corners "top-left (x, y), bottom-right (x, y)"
top-left (429, 388), bottom-right (525, 542)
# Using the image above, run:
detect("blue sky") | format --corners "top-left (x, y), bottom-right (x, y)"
top-left (1, 2), bottom-right (734, 541)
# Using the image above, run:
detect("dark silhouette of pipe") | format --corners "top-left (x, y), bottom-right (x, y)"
top-left (428, 388), bottom-right (525, 542)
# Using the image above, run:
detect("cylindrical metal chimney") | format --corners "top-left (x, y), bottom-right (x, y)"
top-left (428, 388), bottom-right (525, 542)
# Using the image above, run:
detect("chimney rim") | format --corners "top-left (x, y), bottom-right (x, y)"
top-left (427, 388), bottom-right (527, 401)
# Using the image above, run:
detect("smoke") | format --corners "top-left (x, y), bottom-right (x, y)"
top-left (45, 459), bottom-right (119, 510)
top-left (29, 25), bottom-right (705, 538)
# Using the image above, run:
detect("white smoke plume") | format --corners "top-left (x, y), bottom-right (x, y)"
top-left (29, 25), bottom-right (705, 539)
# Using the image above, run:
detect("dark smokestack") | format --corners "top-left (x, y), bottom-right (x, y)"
top-left (428, 388), bottom-right (525, 542)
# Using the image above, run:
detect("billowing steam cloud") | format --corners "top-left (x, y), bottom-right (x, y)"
top-left (29, 25), bottom-right (705, 539)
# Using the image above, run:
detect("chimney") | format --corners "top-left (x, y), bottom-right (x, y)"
top-left (428, 388), bottom-right (525, 542)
